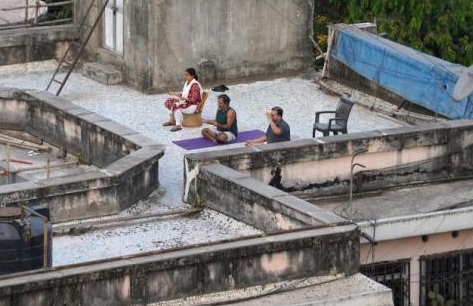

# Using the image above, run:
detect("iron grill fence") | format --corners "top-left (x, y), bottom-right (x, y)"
top-left (420, 249), bottom-right (473, 306)
top-left (0, 0), bottom-right (73, 31)
top-left (360, 260), bottom-right (411, 306)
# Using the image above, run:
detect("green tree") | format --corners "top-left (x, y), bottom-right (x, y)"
top-left (42, 0), bottom-right (73, 25)
top-left (312, 0), bottom-right (346, 67)
top-left (318, 0), bottom-right (473, 66)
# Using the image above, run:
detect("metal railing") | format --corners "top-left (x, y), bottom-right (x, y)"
top-left (0, 0), bottom-right (73, 31)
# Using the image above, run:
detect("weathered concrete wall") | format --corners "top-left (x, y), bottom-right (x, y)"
top-left (0, 225), bottom-right (359, 306)
top-left (24, 90), bottom-right (140, 167)
top-left (0, 1), bottom-right (314, 91)
top-left (74, 0), bottom-right (115, 64)
top-left (184, 120), bottom-right (473, 203)
top-left (0, 87), bottom-right (164, 222)
top-left (78, 0), bottom-right (314, 92)
top-left (179, 120), bottom-right (473, 306)
top-left (195, 163), bottom-right (346, 232)
top-left (0, 25), bottom-right (75, 65)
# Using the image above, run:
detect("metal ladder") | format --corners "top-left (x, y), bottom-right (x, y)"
top-left (46, 0), bottom-right (110, 96)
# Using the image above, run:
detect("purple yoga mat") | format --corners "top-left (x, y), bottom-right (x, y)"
top-left (172, 129), bottom-right (265, 150)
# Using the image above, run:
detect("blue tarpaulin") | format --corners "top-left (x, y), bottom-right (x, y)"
top-left (330, 24), bottom-right (473, 119)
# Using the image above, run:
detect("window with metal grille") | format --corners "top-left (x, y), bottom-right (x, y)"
top-left (360, 260), bottom-right (410, 306)
top-left (420, 249), bottom-right (473, 306)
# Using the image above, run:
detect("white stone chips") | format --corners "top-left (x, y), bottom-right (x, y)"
top-left (0, 61), bottom-right (401, 266)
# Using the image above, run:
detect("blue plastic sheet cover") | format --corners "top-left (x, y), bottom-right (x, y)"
top-left (330, 24), bottom-right (473, 119)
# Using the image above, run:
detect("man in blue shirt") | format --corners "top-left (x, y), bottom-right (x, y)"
top-left (245, 106), bottom-right (290, 146)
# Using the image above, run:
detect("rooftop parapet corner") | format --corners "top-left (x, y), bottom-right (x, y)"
top-left (0, 88), bottom-right (164, 222)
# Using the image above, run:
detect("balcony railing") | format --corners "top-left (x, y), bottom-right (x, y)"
top-left (0, 0), bottom-right (73, 31)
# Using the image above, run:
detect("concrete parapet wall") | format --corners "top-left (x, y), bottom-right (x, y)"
top-left (185, 120), bottom-right (473, 203)
top-left (0, 225), bottom-right (359, 306)
top-left (0, 25), bottom-right (75, 65)
top-left (0, 87), bottom-right (164, 222)
top-left (171, 120), bottom-right (473, 305)
top-left (25, 90), bottom-right (140, 167)
top-left (197, 163), bottom-right (346, 232)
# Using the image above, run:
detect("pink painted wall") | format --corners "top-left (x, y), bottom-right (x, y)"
top-left (360, 229), bottom-right (473, 305)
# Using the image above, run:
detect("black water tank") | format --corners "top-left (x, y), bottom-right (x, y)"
top-left (0, 206), bottom-right (52, 275)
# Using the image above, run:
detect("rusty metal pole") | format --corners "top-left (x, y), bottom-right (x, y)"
top-left (24, 0), bottom-right (29, 23)
top-left (6, 143), bottom-right (10, 176)
top-left (349, 148), bottom-right (368, 206)
top-left (46, 158), bottom-right (51, 179)
top-left (34, 0), bottom-right (40, 26)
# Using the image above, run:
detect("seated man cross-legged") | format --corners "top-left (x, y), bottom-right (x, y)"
top-left (201, 94), bottom-right (238, 144)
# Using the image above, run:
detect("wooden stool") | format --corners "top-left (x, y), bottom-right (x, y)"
top-left (182, 91), bottom-right (208, 127)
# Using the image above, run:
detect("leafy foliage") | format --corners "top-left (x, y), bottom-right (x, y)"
top-left (314, 0), bottom-right (473, 66)
top-left (428, 283), bottom-right (456, 306)
top-left (41, 0), bottom-right (73, 24)
top-left (313, 0), bottom-right (346, 50)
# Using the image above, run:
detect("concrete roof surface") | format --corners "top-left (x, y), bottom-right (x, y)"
top-left (0, 134), bottom-right (97, 184)
top-left (0, 60), bottom-right (402, 266)
top-left (312, 178), bottom-right (473, 221)
top-left (152, 273), bottom-right (392, 306)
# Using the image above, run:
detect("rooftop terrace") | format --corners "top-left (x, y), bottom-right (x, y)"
top-left (0, 61), bottom-right (406, 305)
top-left (0, 60), bottom-right (404, 265)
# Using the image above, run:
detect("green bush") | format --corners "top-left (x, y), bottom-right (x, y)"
top-left (313, 0), bottom-right (473, 66)
top-left (41, 0), bottom-right (73, 24)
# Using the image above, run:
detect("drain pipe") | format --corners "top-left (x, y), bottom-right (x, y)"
top-left (6, 143), bottom-right (10, 176)
top-left (349, 148), bottom-right (368, 206)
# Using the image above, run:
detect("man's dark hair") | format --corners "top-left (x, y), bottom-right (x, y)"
top-left (218, 94), bottom-right (231, 105)
top-left (272, 106), bottom-right (283, 117)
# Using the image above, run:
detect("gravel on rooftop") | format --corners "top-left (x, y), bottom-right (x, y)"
top-left (0, 61), bottom-right (401, 265)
